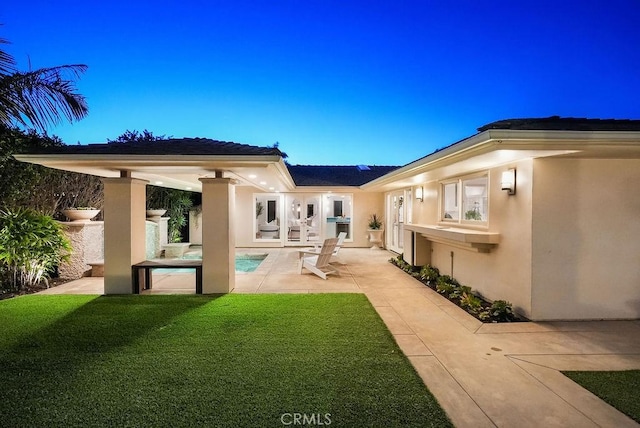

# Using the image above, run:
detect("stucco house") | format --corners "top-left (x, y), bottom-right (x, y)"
top-left (16, 117), bottom-right (640, 321)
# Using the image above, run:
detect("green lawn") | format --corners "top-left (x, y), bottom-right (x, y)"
top-left (563, 370), bottom-right (640, 423)
top-left (0, 294), bottom-right (451, 427)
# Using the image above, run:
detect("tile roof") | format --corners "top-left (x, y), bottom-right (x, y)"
top-left (478, 116), bottom-right (640, 132)
top-left (287, 165), bottom-right (400, 186)
top-left (27, 138), bottom-right (283, 156)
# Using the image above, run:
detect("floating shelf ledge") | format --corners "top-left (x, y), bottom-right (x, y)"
top-left (404, 224), bottom-right (500, 253)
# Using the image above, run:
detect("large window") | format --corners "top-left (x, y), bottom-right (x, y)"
top-left (255, 194), bottom-right (282, 240)
top-left (441, 174), bottom-right (488, 224)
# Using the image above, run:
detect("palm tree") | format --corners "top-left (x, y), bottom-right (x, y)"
top-left (0, 36), bottom-right (88, 132)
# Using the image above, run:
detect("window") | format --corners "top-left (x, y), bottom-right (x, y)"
top-left (462, 177), bottom-right (488, 222)
top-left (442, 182), bottom-right (459, 221)
top-left (441, 174), bottom-right (488, 224)
top-left (255, 194), bottom-right (282, 240)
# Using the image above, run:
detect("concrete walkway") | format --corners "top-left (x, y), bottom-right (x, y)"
top-left (40, 248), bottom-right (640, 427)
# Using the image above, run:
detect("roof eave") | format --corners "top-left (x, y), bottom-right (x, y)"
top-left (361, 129), bottom-right (640, 191)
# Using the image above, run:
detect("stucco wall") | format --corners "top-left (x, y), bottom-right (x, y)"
top-left (411, 159), bottom-right (534, 317)
top-left (353, 191), bottom-right (385, 247)
top-left (531, 158), bottom-right (640, 320)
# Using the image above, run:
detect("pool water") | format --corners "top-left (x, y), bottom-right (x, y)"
top-left (235, 254), bottom-right (268, 272)
top-left (157, 253), bottom-right (267, 274)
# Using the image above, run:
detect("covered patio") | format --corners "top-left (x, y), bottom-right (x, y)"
top-left (16, 138), bottom-right (295, 295)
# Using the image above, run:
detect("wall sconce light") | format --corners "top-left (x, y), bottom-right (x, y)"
top-left (501, 168), bottom-right (516, 195)
top-left (415, 186), bottom-right (424, 202)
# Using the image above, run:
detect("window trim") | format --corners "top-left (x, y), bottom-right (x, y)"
top-left (439, 172), bottom-right (489, 228)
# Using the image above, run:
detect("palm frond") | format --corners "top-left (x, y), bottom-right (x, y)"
top-left (0, 64), bottom-right (88, 131)
top-left (0, 37), bottom-right (17, 75)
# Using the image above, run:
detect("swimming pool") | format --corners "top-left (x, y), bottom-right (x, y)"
top-left (235, 254), bottom-right (268, 272)
top-left (156, 253), bottom-right (267, 274)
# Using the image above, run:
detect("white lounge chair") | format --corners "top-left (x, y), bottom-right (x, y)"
top-left (298, 237), bottom-right (340, 280)
top-left (298, 232), bottom-right (347, 264)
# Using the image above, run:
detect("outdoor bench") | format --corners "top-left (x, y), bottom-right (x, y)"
top-left (87, 260), bottom-right (104, 277)
top-left (132, 259), bottom-right (203, 294)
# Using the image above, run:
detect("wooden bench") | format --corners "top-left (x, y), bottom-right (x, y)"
top-left (132, 259), bottom-right (203, 294)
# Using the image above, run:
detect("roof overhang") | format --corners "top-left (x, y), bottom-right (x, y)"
top-left (14, 153), bottom-right (297, 193)
top-left (361, 129), bottom-right (640, 192)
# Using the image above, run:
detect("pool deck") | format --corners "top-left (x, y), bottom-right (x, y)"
top-left (37, 247), bottom-right (640, 427)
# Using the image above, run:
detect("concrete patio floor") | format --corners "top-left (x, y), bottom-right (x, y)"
top-left (39, 248), bottom-right (640, 427)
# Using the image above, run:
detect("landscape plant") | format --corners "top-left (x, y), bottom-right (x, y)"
top-left (419, 264), bottom-right (439, 284)
top-left (389, 258), bottom-right (519, 322)
top-left (146, 186), bottom-right (195, 242)
top-left (0, 208), bottom-right (71, 291)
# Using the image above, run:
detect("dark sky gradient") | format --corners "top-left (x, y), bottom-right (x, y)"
top-left (2, 1), bottom-right (639, 165)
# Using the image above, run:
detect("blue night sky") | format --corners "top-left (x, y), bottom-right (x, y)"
top-left (2, 1), bottom-right (639, 166)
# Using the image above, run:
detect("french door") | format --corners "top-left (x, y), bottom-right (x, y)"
top-left (285, 194), bottom-right (322, 246)
top-left (386, 189), bottom-right (411, 254)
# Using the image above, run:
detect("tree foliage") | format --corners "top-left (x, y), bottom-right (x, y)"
top-left (0, 36), bottom-right (88, 132)
top-left (107, 129), bottom-right (168, 144)
top-left (147, 187), bottom-right (194, 243)
top-left (0, 126), bottom-right (103, 217)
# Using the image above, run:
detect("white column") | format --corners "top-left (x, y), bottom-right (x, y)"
top-left (199, 177), bottom-right (235, 293)
top-left (102, 177), bottom-right (148, 294)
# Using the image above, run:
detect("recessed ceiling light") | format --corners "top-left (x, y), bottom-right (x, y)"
top-left (155, 181), bottom-right (163, 185)
top-left (186, 187), bottom-right (192, 190)
top-left (269, 187), bottom-right (274, 190)
top-left (260, 181), bottom-right (267, 185)
top-left (248, 174), bottom-right (257, 179)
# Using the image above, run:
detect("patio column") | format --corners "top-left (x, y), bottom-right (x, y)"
top-left (199, 176), bottom-right (236, 293)
top-left (102, 177), bottom-right (148, 294)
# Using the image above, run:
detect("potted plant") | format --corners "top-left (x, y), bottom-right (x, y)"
top-left (62, 206), bottom-right (101, 222)
top-left (367, 214), bottom-right (384, 249)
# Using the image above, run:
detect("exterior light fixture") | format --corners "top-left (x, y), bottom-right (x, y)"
top-left (415, 186), bottom-right (424, 202)
top-left (501, 168), bottom-right (516, 195)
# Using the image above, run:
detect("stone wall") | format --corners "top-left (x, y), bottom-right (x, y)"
top-left (59, 221), bottom-right (104, 280)
top-left (59, 220), bottom-right (165, 280)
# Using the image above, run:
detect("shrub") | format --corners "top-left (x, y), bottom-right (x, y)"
top-left (490, 300), bottom-right (515, 321)
top-left (419, 265), bottom-right (440, 284)
top-left (459, 292), bottom-right (483, 313)
top-left (436, 276), bottom-right (460, 297)
top-left (390, 254), bottom-right (413, 272)
top-left (0, 208), bottom-right (71, 291)
top-left (436, 281), bottom-right (455, 296)
top-left (437, 275), bottom-right (459, 287)
top-left (449, 285), bottom-right (471, 300)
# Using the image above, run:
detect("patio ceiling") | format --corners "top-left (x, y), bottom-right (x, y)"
top-left (14, 153), bottom-right (296, 193)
